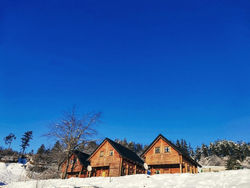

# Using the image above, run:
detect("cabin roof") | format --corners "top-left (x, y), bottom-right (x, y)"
top-left (88, 138), bottom-right (144, 166)
top-left (73, 150), bottom-right (90, 166)
top-left (106, 138), bottom-right (144, 165)
top-left (141, 134), bottom-right (201, 167)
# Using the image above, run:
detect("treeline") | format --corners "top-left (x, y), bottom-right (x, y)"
top-left (194, 140), bottom-right (250, 170)
top-left (1, 134), bottom-right (250, 176)
top-left (114, 138), bottom-right (147, 155)
top-left (194, 140), bottom-right (250, 160)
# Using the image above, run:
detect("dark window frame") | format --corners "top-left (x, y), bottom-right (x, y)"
top-left (155, 147), bottom-right (160, 154)
top-left (164, 146), bottom-right (170, 153)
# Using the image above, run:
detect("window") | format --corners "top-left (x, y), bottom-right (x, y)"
top-left (100, 151), bottom-right (104, 157)
top-left (110, 150), bottom-right (114, 156)
top-left (164, 146), bottom-right (170, 153)
top-left (155, 147), bottom-right (160, 153)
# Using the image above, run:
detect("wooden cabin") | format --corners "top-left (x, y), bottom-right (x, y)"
top-left (61, 150), bottom-right (90, 178)
top-left (141, 134), bottom-right (201, 174)
top-left (88, 138), bottom-right (144, 177)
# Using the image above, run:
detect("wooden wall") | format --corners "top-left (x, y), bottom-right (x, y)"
top-left (143, 138), bottom-right (180, 165)
top-left (61, 154), bottom-right (88, 178)
top-left (182, 157), bottom-right (197, 173)
top-left (89, 140), bottom-right (122, 177)
top-left (142, 137), bottom-right (198, 174)
top-left (121, 159), bottom-right (144, 176)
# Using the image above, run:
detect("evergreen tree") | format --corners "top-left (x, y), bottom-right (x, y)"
top-left (208, 143), bottom-right (215, 156)
top-left (83, 141), bottom-right (99, 154)
top-left (135, 143), bottom-right (143, 155)
top-left (128, 141), bottom-right (135, 151)
top-left (37, 144), bottom-right (46, 155)
top-left (176, 139), bottom-right (181, 148)
top-left (226, 156), bottom-right (241, 170)
top-left (188, 143), bottom-right (194, 157)
top-left (180, 139), bottom-right (188, 154)
top-left (20, 131), bottom-right (33, 154)
top-left (201, 144), bottom-right (208, 157)
top-left (4, 133), bottom-right (16, 149)
top-left (195, 147), bottom-right (201, 160)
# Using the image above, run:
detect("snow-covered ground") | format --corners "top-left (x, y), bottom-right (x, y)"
top-left (0, 162), bottom-right (27, 186)
top-left (3, 168), bottom-right (250, 188)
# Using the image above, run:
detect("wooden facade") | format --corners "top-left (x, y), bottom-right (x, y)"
top-left (141, 134), bottom-right (201, 174)
top-left (88, 138), bottom-right (144, 177)
top-left (61, 134), bottom-right (201, 179)
top-left (61, 151), bottom-right (90, 178)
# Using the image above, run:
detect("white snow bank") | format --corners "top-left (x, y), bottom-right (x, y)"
top-left (4, 169), bottom-right (250, 188)
top-left (0, 162), bottom-right (27, 185)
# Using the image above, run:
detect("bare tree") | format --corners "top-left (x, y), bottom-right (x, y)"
top-left (46, 107), bottom-right (101, 179)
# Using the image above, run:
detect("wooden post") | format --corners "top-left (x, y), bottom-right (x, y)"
top-left (126, 164), bottom-right (129, 175)
top-left (119, 158), bottom-right (123, 176)
top-left (179, 155), bottom-right (183, 173)
top-left (185, 163), bottom-right (187, 173)
top-left (134, 164), bottom-right (137, 174)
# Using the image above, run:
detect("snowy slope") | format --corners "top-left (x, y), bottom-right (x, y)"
top-left (5, 169), bottom-right (250, 188)
top-left (0, 162), bottom-right (27, 185)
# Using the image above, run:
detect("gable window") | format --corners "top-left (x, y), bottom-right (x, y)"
top-left (164, 146), bottom-right (170, 153)
top-left (100, 151), bottom-right (104, 157)
top-left (155, 147), bottom-right (160, 154)
top-left (110, 150), bottom-right (114, 156)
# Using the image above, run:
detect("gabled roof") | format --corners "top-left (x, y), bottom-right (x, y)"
top-left (73, 150), bottom-right (90, 166)
top-left (141, 134), bottom-right (201, 167)
top-left (88, 138), bottom-right (144, 166)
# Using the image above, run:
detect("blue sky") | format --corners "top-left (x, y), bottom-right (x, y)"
top-left (1, 0), bottom-right (250, 152)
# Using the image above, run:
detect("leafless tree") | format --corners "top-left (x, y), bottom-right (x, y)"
top-left (46, 107), bottom-right (101, 179)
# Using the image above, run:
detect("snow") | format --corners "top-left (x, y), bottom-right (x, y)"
top-left (0, 162), bottom-right (27, 185)
top-left (2, 168), bottom-right (250, 188)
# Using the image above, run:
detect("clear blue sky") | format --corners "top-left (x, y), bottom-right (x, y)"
top-left (1, 0), bottom-right (250, 152)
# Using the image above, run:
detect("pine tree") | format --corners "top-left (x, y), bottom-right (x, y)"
top-left (176, 139), bottom-right (181, 148)
top-left (226, 156), bottom-right (241, 170)
top-left (4, 133), bottom-right (16, 149)
top-left (208, 143), bottom-right (215, 156)
top-left (188, 143), bottom-right (194, 157)
top-left (135, 143), bottom-right (143, 155)
top-left (37, 144), bottom-right (46, 155)
top-left (20, 131), bottom-right (33, 154)
top-left (201, 144), bottom-right (208, 157)
top-left (49, 141), bottom-right (64, 165)
top-left (128, 142), bottom-right (135, 151)
top-left (195, 147), bottom-right (201, 161)
top-left (83, 141), bottom-right (99, 154)
top-left (180, 139), bottom-right (188, 154)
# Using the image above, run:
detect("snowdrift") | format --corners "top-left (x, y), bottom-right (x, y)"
top-left (4, 169), bottom-right (250, 188)
top-left (0, 162), bottom-right (27, 185)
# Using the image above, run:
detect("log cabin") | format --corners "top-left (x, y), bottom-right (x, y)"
top-left (141, 134), bottom-right (201, 174)
top-left (61, 150), bottom-right (90, 178)
top-left (88, 138), bottom-right (144, 177)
